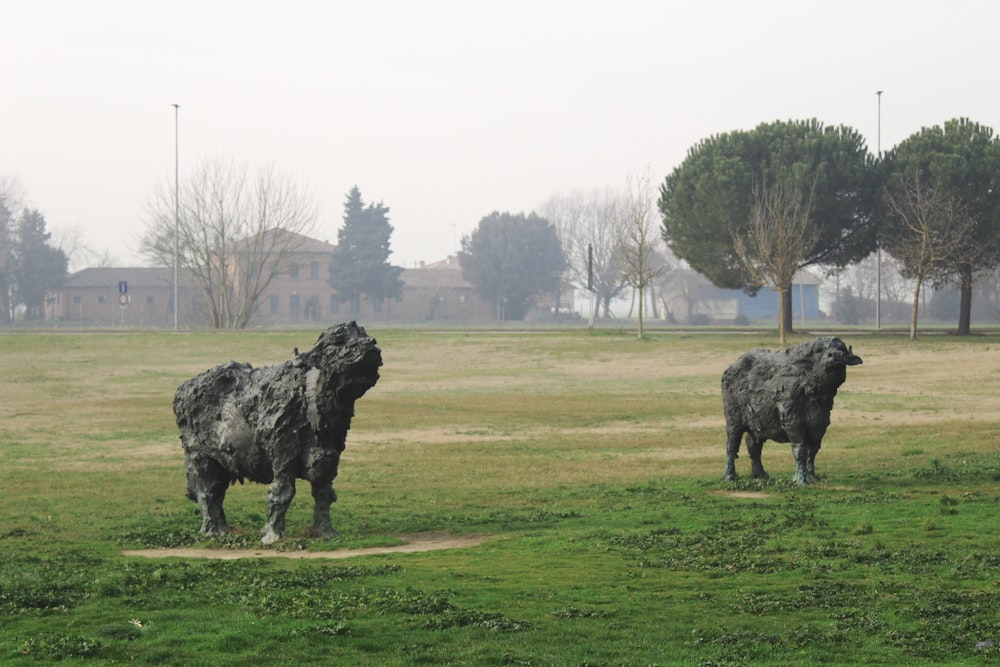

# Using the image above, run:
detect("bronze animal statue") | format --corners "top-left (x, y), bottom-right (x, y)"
top-left (722, 336), bottom-right (861, 485)
top-left (174, 322), bottom-right (382, 544)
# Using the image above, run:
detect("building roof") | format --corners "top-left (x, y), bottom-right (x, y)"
top-left (244, 228), bottom-right (336, 254)
top-left (400, 256), bottom-right (472, 289)
top-left (64, 267), bottom-right (175, 288)
top-left (793, 269), bottom-right (823, 286)
top-left (422, 256), bottom-right (462, 270)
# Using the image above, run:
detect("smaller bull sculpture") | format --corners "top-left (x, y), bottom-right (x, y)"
top-left (174, 322), bottom-right (382, 544)
top-left (722, 336), bottom-right (861, 485)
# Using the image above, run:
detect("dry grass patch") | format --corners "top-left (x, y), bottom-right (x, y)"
top-left (3, 330), bottom-right (999, 486)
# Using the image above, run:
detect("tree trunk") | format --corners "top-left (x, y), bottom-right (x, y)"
top-left (957, 266), bottom-right (973, 335)
top-left (910, 277), bottom-right (922, 341)
top-left (781, 288), bottom-right (794, 337)
top-left (0, 284), bottom-right (10, 324)
top-left (778, 287), bottom-right (789, 347)
top-left (637, 286), bottom-right (645, 339)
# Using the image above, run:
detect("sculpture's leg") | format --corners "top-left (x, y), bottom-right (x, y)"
top-left (791, 441), bottom-right (812, 485)
top-left (310, 480), bottom-right (338, 538)
top-left (261, 475), bottom-right (296, 546)
top-left (746, 434), bottom-right (769, 480)
top-left (723, 424), bottom-right (743, 481)
top-left (805, 442), bottom-right (820, 483)
top-left (186, 458), bottom-right (231, 536)
top-left (198, 480), bottom-right (231, 536)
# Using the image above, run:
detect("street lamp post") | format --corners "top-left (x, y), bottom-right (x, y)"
top-left (875, 90), bottom-right (883, 330)
top-left (173, 103), bottom-right (180, 331)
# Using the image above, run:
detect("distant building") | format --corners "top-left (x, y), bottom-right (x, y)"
top-left (246, 231), bottom-right (340, 326)
top-left (245, 236), bottom-right (495, 324)
top-left (45, 266), bottom-right (199, 327)
top-left (391, 256), bottom-right (492, 321)
top-left (658, 268), bottom-right (823, 324)
top-left (253, 248), bottom-right (494, 324)
top-left (45, 234), bottom-right (564, 327)
top-left (725, 270), bottom-right (823, 321)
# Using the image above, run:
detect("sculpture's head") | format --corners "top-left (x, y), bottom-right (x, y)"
top-left (818, 336), bottom-right (862, 368)
top-left (302, 321), bottom-right (383, 403)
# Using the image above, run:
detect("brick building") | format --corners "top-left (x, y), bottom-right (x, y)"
top-left (248, 233), bottom-right (340, 326)
top-left (45, 234), bottom-right (533, 327)
top-left (389, 256), bottom-right (492, 321)
top-left (45, 266), bottom-right (199, 327)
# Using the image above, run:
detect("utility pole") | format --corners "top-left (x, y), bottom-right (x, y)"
top-left (875, 90), bottom-right (883, 330)
top-left (173, 103), bottom-right (180, 331)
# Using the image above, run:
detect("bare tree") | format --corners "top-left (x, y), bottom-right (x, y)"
top-left (143, 158), bottom-right (318, 329)
top-left (50, 223), bottom-right (118, 272)
top-left (734, 174), bottom-right (819, 346)
top-left (656, 262), bottom-right (716, 324)
top-left (616, 168), bottom-right (666, 338)
top-left (883, 174), bottom-right (975, 340)
top-left (538, 188), bottom-right (628, 320)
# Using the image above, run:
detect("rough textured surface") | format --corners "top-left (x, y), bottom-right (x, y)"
top-left (722, 336), bottom-right (861, 485)
top-left (174, 321), bottom-right (382, 544)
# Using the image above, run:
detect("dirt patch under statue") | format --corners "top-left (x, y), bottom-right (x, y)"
top-left (122, 532), bottom-right (490, 561)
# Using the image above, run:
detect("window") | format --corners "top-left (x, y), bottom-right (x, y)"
top-left (329, 295), bottom-right (340, 314)
top-left (98, 295), bottom-right (107, 304)
top-left (72, 295), bottom-right (82, 305)
top-left (290, 263), bottom-right (300, 280)
top-left (146, 295), bottom-right (155, 305)
top-left (270, 295), bottom-right (280, 313)
top-left (310, 261), bottom-right (320, 280)
top-left (290, 294), bottom-right (300, 320)
top-left (305, 295), bottom-right (320, 321)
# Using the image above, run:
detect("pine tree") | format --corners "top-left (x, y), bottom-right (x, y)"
top-left (328, 186), bottom-right (403, 318)
top-left (13, 208), bottom-right (68, 320)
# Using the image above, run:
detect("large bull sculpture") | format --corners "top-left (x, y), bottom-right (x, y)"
top-left (722, 336), bottom-right (861, 485)
top-left (174, 321), bottom-right (382, 544)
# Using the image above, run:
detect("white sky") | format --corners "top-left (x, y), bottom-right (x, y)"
top-left (3, 0), bottom-right (998, 269)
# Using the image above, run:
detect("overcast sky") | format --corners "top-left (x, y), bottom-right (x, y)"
top-left (3, 0), bottom-right (998, 269)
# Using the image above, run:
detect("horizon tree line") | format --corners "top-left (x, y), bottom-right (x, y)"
top-left (12, 114), bottom-right (1000, 336)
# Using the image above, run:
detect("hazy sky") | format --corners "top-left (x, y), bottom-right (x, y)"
top-left (3, 0), bottom-right (998, 269)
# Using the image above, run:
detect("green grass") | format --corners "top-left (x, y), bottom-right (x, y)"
top-left (3, 328), bottom-right (1000, 665)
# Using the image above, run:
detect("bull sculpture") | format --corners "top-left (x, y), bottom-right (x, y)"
top-left (722, 336), bottom-right (861, 485)
top-left (174, 321), bottom-right (382, 545)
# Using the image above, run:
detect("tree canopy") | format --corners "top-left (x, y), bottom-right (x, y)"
top-left (458, 211), bottom-right (565, 320)
top-left (11, 208), bottom-right (68, 321)
top-left (658, 119), bottom-right (878, 334)
top-left (881, 118), bottom-right (1000, 334)
top-left (327, 186), bottom-right (403, 318)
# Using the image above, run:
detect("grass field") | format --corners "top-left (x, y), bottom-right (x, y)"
top-left (2, 326), bottom-right (1000, 666)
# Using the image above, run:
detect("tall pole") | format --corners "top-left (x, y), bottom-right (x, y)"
top-left (875, 90), bottom-right (883, 330)
top-left (173, 103), bottom-right (180, 331)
